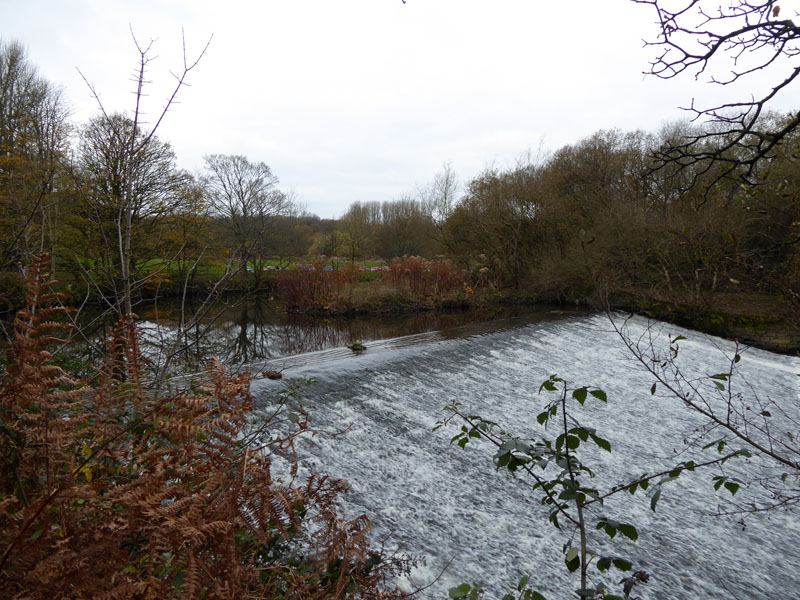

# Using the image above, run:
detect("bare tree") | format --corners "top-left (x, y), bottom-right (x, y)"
top-left (337, 201), bottom-right (375, 263)
top-left (377, 196), bottom-right (437, 258)
top-left (0, 40), bottom-right (70, 269)
top-left (634, 0), bottom-right (800, 187)
top-left (62, 31), bottom-right (249, 390)
top-left (76, 29), bottom-right (210, 316)
top-left (74, 113), bottom-right (190, 314)
top-left (418, 162), bottom-right (459, 253)
top-left (202, 154), bottom-right (292, 286)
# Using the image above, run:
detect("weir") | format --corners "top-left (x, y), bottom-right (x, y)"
top-left (252, 312), bottom-right (800, 599)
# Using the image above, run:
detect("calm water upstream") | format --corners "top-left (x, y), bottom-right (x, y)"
top-left (73, 300), bottom-right (586, 375)
top-left (251, 312), bottom-right (800, 600)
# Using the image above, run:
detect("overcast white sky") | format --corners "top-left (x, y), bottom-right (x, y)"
top-left (3, 1), bottom-right (799, 218)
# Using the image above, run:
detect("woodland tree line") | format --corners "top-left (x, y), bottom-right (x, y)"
top-left (0, 37), bottom-right (800, 328)
top-left (3, 36), bottom-right (798, 326)
top-left (3, 35), bottom-right (799, 326)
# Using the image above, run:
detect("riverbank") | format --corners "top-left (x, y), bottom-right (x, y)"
top-left (608, 290), bottom-right (800, 355)
top-left (280, 281), bottom-right (800, 355)
top-left (3, 266), bottom-right (796, 356)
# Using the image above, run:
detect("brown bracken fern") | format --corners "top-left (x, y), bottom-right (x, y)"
top-left (0, 254), bottom-right (409, 599)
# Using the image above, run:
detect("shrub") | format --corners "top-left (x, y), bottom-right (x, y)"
top-left (275, 261), bottom-right (359, 311)
top-left (387, 257), bottom-right (465, 297)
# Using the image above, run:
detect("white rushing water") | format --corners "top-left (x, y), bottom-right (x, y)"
top-left (251, 313), bottom-right (800, 600)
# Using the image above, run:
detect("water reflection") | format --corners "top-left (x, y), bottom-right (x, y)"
top-left (64, 298), bottom-right (592, 374)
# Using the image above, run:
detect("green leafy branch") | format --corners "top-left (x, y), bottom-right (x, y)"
top-left (437, 369), bottom-right (754, 599)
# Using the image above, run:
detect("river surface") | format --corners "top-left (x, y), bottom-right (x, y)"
top-left (64, 299), bottom-right (581, 375)
top-left (250, 312), bottom-right (800, 600)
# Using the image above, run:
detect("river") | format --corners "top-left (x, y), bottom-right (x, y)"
top-left (250, 311), bottom-right (800, 600)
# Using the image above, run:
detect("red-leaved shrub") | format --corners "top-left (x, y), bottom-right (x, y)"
top-left (387, 257), bottom-right (465, 297)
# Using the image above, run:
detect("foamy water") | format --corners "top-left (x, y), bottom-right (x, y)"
top-left (252, 313), bottom-right (800, 600)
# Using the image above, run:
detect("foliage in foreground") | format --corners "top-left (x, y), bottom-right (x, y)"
top-left (437, 361), bottom-right (761, 598)
top-left (0, 255), bottom-right (408, 599)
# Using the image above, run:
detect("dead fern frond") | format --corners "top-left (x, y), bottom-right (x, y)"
top-left (0, 254), bottom-right (408, 600)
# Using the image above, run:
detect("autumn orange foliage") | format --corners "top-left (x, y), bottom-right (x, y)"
top-left (0, 255), bottom-right (409, 599)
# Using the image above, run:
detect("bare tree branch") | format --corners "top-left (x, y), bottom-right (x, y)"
top-left (634, 0), bottom-right (800, 191)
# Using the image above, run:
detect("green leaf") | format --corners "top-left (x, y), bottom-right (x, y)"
top-left (572, 387), bottom-right (588, 405)
top-left (559, 488), bottom-right (579, 501)
top-left (650, 383), bottom-right (657, 395)
top-left (572, 427), bottom-right (589, 442)
top-left (540, 380), bottom-right (557, 392)
top-left (567, 435), bottom-right (580, 450)
top-left (28, 527), bottom-right (43, 542)
top-left (496, 453), bottom-right (509, 469)
top-left (713, 381), bottom-right (725, 391)
top-left (724, 481), bottom-right (740, 495)
top-left (589, 389), bottom-right (607, 402)
top-left (566, 547), bottom-right (579, 562)
top-left (449, 583), bottom-right (472, 599)
top-left (170, 569), bottom-right (185, 589)
top-left (709, 373), bottom-right (730, 381)
top-left (703, 438), bottom-right (727, 453)
top-left (617, 524), bottom-right (638, 542)
top-left (565, 556), bottom-right (581, 572)
top-left (590, 434), bottom-right (611, 452)
top-left (536, 411), bottom-right (548, 425)
top-left (650, 487), bottom-right (662, 511)
top-left (597, 556), bottom-right (612, 571)
top-left (612, 558), bottom-right (633, 571)
top-left (565, 547), bottom-right (580, 572)
top-left (517, 575), bottom-right (530, 592)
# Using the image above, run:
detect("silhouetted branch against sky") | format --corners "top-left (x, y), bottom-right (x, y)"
top-left (633, 0), bottom-right (800, 188)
